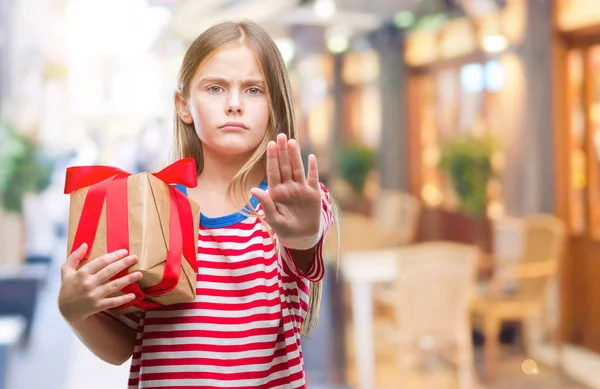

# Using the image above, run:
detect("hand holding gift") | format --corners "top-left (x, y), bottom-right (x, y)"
top-left (58, 243), bottom-right (143, 324)
top-left (59, 158), bottom-right (200, 320)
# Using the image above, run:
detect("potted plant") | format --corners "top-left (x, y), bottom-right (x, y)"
top-left (439, 134), bottom-right (497, 216)
top-left (438, 134), bottom-right (498, 251)
top-left (0, 121), bottom-right (54, 267)
top-left (335, 143), bottom-right (375, 213)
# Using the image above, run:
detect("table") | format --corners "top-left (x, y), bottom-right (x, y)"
top-left (340, 249), bottom-right (400, 389)
top-left (341, 247), bottom-right (493, 389)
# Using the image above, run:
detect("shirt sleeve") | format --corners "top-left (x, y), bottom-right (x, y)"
top-left (279, 183), bottom-right (335, 283)
top-left (99, 310), bottom-right (142, 331)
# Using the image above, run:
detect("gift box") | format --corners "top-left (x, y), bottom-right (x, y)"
top-left (64, 158), bottom-right (200, 313)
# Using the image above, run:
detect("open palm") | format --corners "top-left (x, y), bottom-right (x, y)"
top-left (251, 134), bottom-right (322, 250)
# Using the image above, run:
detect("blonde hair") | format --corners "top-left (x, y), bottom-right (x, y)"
top-left (171, 20), bottom-right (340, 335)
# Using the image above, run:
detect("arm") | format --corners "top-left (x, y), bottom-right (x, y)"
top-left (68, 313), bottom-right (137, 365)
top-left (250, 135), bottom-right (335, 283)
top-left (288, 245), bottom-right (319, 275)
top-left (58, 244), bottom-right (143, 366)
top-left (282, 185), bottom-right (334, 282)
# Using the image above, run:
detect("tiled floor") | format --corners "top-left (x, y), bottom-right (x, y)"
top-left (342, 326), bottom-right (590, 389)
top-left (341, 311), bottom-right (590, 389)
top-left (483, 353), bottom-right (587, 389)
top-left (342, 346), bottom-right (589, 389)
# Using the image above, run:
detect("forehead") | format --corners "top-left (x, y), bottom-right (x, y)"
top-left (196, 44), bottom-right (264, 79)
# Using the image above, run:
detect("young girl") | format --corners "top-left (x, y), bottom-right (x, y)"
top-left (58, 20), bottom-right (338, 388)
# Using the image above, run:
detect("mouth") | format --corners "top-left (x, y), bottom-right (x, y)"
top-left (219, 122), bottom-right (248, 130)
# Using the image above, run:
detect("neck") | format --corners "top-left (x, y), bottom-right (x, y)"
top-left (197, 147), bottom-right (263, 190)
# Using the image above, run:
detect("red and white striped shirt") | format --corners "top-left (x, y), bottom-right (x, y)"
top-left (105, 182), bottom-right (334, 389)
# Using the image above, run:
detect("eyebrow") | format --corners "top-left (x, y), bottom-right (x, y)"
top-left (199, 77), bottom-right (266, 87)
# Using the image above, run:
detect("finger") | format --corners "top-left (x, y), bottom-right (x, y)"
top-left (266, 141), bottom-right (281, 185)
top-left (277, 133), bottom-right (292, 182)
top-left (306, 154), bottom-right (320, 190)
top-left (93, 255), bottom-right (139, 284)
top-left (80, 249), bottom-right (129, 275)
top-left (250, 188), bottom-right (279, 220)
top-left (97, 271), bottom-right (143, 298)
top-left (62, 243), bottom-right (88, 277)
top-left (288, 139), bottom-right (306, 183)
top-left (96, 293), bottom-right (137, 312)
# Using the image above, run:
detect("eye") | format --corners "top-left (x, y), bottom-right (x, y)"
top-left (247, 87), bottom-right (263, 96)
top-left (208, 85), bottom-right (224, 94)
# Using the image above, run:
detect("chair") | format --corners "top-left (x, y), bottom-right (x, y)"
top-left (324, 191), bottom-right (421, 255)
top-left (371, 191), bottom-right (422, 317)
top-left (373, 190), bottom-right (422, 247)
top-left (388, 242), bottom-right (480, 389)
top-left (324, 212), bottom-right (388, 255)
top-left (491, 216), bottom-right (524, 267)
top-left (471, 214), bottom-right (567, 380)
top-left (475, 217), bottom-right (525, 306)
top-left (323, 212), bottom-right (390, 331)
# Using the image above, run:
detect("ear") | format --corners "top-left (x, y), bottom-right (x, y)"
top-left (175, 90), bottom-right (194, 125)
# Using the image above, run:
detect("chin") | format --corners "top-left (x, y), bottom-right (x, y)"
top-left (212, 142), bottom-right (261, 158)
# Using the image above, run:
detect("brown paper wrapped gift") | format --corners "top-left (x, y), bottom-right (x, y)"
top-left (64, 158), bottom-right (200, 313)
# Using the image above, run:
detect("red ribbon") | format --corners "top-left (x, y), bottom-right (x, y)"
top-left (64, 158), bottom-right (198, 310)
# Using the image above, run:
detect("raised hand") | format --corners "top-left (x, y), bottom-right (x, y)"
top-left (58, 243), bottom-right (143, 324)
top-left (250, 133), bottom-right (323, 250)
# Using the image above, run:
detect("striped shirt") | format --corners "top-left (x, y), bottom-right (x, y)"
top-left (104, 182), bottom-right (334, 388)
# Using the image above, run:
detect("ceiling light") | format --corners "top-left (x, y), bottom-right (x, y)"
top-left (327, 35), bottom-right (349, 54)
top-left (482, 34), bottom-right (508, 53)
top-left (314, 0), bottom-right (336, 20)
top-left (325, 25), bottom-right (351, 54)
top-left (274, 38), bottom-right (295, 65)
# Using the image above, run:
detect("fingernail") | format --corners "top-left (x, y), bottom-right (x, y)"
top-left (118, 249), bottom-right (128, 255)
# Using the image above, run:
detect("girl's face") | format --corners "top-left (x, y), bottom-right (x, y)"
top-left (178, 44), bottom-right (270, 158)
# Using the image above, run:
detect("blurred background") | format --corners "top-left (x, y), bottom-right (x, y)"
top-left (0, 0), bottom-right (599, 388)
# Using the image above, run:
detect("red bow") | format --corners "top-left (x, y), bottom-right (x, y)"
top-left (64, 158), bottom-right (198, 310)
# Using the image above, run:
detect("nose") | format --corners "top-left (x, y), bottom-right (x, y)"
top-left (226, 90), bottom-right (243, 115)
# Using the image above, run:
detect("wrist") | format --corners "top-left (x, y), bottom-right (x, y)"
top-left (62, 309), bottom-right (93, 328)
top-left (279, 219), bottom-right (324, 251)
